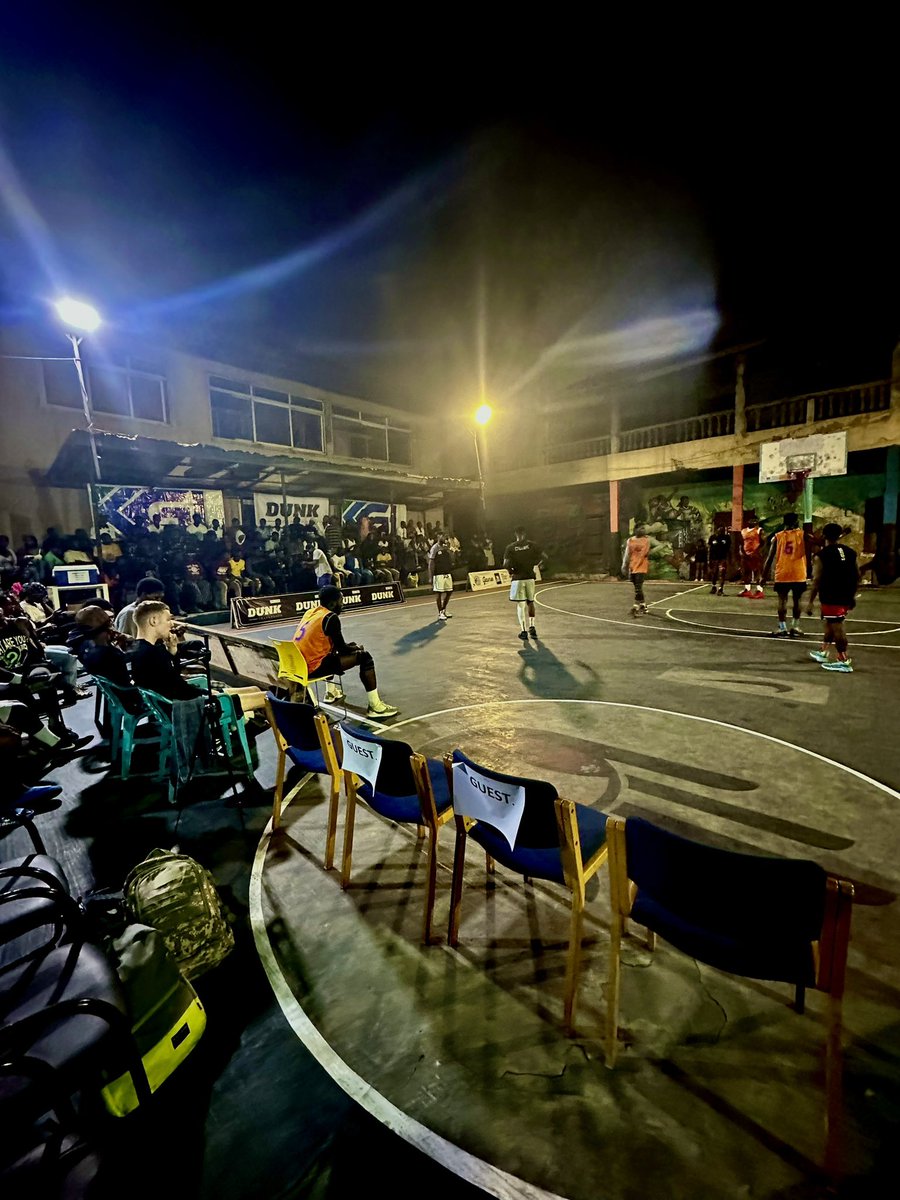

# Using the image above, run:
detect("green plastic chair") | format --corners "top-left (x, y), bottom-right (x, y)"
top-left (91, 675), bottom-right (168, 780)
top-left (137, 687), bottom-right (254, 792)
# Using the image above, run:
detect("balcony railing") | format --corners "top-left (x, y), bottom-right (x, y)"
top-left (532, 378), bottom-right (894, 467)
top-left (618, 409), bottom-right (734, 452)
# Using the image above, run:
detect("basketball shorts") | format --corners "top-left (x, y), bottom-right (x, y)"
top-left (820, 604), bottom-right (850, 622)
top-left (432, 573), bottom-right (453, 593)
top-left (774, 581), bottom-right (807, 599)
top-left (509, 578), bottom-right (536, 602)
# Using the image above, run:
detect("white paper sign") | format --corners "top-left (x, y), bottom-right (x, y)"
top-left (341, 729), bottom-right (383, 790)
top-left (452, 761), bottom-right (525, 850)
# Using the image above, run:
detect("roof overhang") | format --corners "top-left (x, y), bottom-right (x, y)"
top-left (43, 429), bottom-right (479, 506)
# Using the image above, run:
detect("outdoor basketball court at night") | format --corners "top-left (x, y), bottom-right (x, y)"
top-left (202, 574), bottom-right (900, 1199)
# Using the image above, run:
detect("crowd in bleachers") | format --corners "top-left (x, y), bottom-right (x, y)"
top-left (0, 516), bottom-right (496, 617)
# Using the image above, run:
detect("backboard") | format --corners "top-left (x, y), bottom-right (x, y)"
top-left (759, 432), bottom-right (847, 483)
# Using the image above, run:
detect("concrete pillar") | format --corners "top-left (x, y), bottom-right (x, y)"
top-left (731, 464), bottom-right (744, 532)
top-left (734, 355), bottom-right (747, 438)
top-left (609, 479), bottom-right (621, 575)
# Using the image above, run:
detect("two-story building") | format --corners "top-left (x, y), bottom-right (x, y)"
top-left (0, 320), bottom-right (480, 543)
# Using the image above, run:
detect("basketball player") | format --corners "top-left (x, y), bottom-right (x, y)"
top-left (503, 527), bottom-right (545, 641)
top-left (739, 522), bottom-right (766, 598)
top-left (806, 523), bottom-right (858, 672)
top-left (622, 525), bottom-right (651, 616)
top-left (763, 513), bottom-right (809, 637)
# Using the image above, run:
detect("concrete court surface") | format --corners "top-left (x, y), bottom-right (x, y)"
top-left (244, 580), bottom-right (900, 1198)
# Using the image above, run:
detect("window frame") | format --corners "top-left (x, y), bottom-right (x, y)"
top-left (40, 355), bottom-right (169, 424)
top-left (209, 376), bottom-right (325, 452)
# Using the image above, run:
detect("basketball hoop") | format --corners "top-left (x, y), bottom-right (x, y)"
top-left (786, 469), bottom-right (810, 503)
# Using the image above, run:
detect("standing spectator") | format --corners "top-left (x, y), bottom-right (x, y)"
top-left (209, 518), bottom-right (225, 539)
top-left (688, 536), bottom-right (708, 582)
top-left (739, 522), bottom-right (766, 599)
top-left (115, 576), bottom-right (166, 638)
top-left (482, 535), bottom-right (495, 568)
top-left (324, 515), bottom-right (344, 559)
top-left (147, 514), bottom-right (164, 536)
top-left (187, 513), bottom-right (208, 538)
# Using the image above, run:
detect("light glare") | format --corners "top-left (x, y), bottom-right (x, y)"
top-left (475, 403), bottom-right (493, 426)
top-left (54, 296), bottom-right (102, 333)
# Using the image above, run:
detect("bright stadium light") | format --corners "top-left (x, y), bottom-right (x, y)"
top-left (475, 403), bottom-right (493, 426)
top-left (54, 296), bottom-right (102, 333)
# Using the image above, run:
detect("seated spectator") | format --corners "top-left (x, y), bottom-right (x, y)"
top-left (131, 601), bottom-right (266, 711)
top-left (258, 518), bottom-right (277, 554)
top-left (146, 514), bottom-right (164, 535)
top-left (181, 550), bottom-right (212, 612)
top-left (210, 518), bottom-right (225, 539)
top-left (246, 544), bottom-right (276, 595)
top-left (70, 606), bottom-right (132, 688)
top-left (207, 553), bottom-right (237, 608)
top-left (228, 549), bottom-right (258, 596)
top-left (447, 532), bottom-right (461, 563)
top-left (342, 539), bottom-right (372, 585)
top-left (187, 513), bottom-right (208, 538)
top-left (115, 576), bottom-right (166, 638)
top-left (1, 591), bottom-right (88, 704)
top-left (0, 535), bottom-right (18, 587)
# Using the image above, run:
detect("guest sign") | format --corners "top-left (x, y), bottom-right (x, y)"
top-left (340, 728), bottom-right (382, 790)
top-left (452, 761), bottom-right (525, 850)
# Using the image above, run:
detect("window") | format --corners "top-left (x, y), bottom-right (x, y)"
top-left (208, 376), bottom-right (324, 452)
top-left (332, 412), bottom-right (411, 464)
top-left (42, 356), bottom-right (168, 423)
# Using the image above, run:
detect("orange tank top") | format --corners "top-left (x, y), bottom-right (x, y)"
top-left (628, 536), bottom-right (650, 574)
top-left (742, 527), bottom-right (762, 554)
top-left (773, 528), bottom-right (807, 582)
top-left (293, 605), bottom-right (333, 672)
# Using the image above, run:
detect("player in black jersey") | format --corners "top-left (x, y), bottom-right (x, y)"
top-left (502, 527), bottom-right (545, 641)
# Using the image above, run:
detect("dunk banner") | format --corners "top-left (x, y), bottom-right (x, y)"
top-left (230, 581), bottom-right (405, 629)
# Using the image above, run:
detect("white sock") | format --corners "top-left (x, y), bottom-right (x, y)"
top-left (516, 602), bottom-right (527, 630)
top-left (527, 615), bottom-right (535, 628)
top-left (34, 726), bottom-right (61, 747)
top-left (366, 688), bottom-right (381, 706)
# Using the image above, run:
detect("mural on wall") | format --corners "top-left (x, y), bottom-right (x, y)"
top-left (92, 486), bottom-right (225, 537)
top-left (626, 475), bottom-right (884, 579)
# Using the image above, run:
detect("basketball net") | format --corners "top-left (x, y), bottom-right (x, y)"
top-left (786, 469), bottom-right (810, 503)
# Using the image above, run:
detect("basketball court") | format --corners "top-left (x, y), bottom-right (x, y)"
top-left (203, 562), bottom-right (900, 1199)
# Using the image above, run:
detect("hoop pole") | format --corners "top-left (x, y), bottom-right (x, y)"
top-left (803, 474), bottom-right (814, 525)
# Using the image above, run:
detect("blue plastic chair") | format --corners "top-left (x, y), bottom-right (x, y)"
top-left (91, 675), bottom-right (166, 780)
top-left (265, 693), bottom-right (341, 866)
top-left (337, 722), bottom-right (454, 944)
top-left (446, 748), bottom-right (609, 1031)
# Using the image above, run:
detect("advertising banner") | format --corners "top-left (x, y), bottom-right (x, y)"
top-left (252, 494), bottom-right (329, 524)
top-left (92, 486), bottom-right (225, 537)
top-left (342, 500), bottom-right (407, 538)
top-left (230, 580), bottom-right (405, 629)
top-left (468, 568), bottom-right (511, 592)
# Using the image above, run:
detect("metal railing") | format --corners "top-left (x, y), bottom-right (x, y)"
top-left (533, 378), bottom-right (894, 466)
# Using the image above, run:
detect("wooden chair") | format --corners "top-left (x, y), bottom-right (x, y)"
top-left (445, 748), bottom-right (608, 1032)
top-left (337, 722), bottom-right (454, 944)
top-left (264, 693), bottom-right (341, 865)
top-left (605, 814), bottom-right (853, 1172)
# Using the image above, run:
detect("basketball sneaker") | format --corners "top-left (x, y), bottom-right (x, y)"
top-left (529, 627), bottom-right (538, 639)
top-left (809, 650), bottom-right (829, 663)
top-left (820, 660), bottom-right (853, 673)
top-left (367, 700), bottom-right (400, 717)
top-left (518, 630), bottom-right (529, 640)
top-left (770, 629), bottom-right (789, 637)
top-left (739, 588), bottom-right (751, 597)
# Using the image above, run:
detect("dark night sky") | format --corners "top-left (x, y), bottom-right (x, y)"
top-left (1, 11), bottom-right (897, 412)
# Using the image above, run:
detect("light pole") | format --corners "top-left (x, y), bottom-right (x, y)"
top-left (473, 403), bottom-right (492, 528)
top-left (54, 297), bottom-right (102, 483)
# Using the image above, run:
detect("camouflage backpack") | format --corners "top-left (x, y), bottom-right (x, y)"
top-left (124, 849), bottom-right (234, 979)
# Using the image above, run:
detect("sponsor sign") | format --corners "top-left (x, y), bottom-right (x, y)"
top-left (468, 568), bottom-right (511, 592)
top-left (92, 485), bottom-right (225, 537)
top-left (253, 494), bottom-right (329, 524)
top-left (342, 500), bottom-right (407, 539)
top-left (452, 760), bottom-right (525, 851)
top-left (339, 728), bottom-right (383, 790)
top-left (230, 581), bottom-right (405, 629)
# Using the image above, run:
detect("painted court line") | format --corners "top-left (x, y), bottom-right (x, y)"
top-left (536, 581), bottom-right (900, 650)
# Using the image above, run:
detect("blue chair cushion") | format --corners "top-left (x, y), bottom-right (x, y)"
top-left (287, 746), bottom-right (329, 775)
top-left (268, 692), bottom-right (324, 754)
top-left (630, 892), bottom-right (818, 985)
top-left (358, 757), bottom-right (452, 824)
top-left (625, 817), bottom-right (825, 985)
top-left (470, 802), bottom-right (607, 885)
